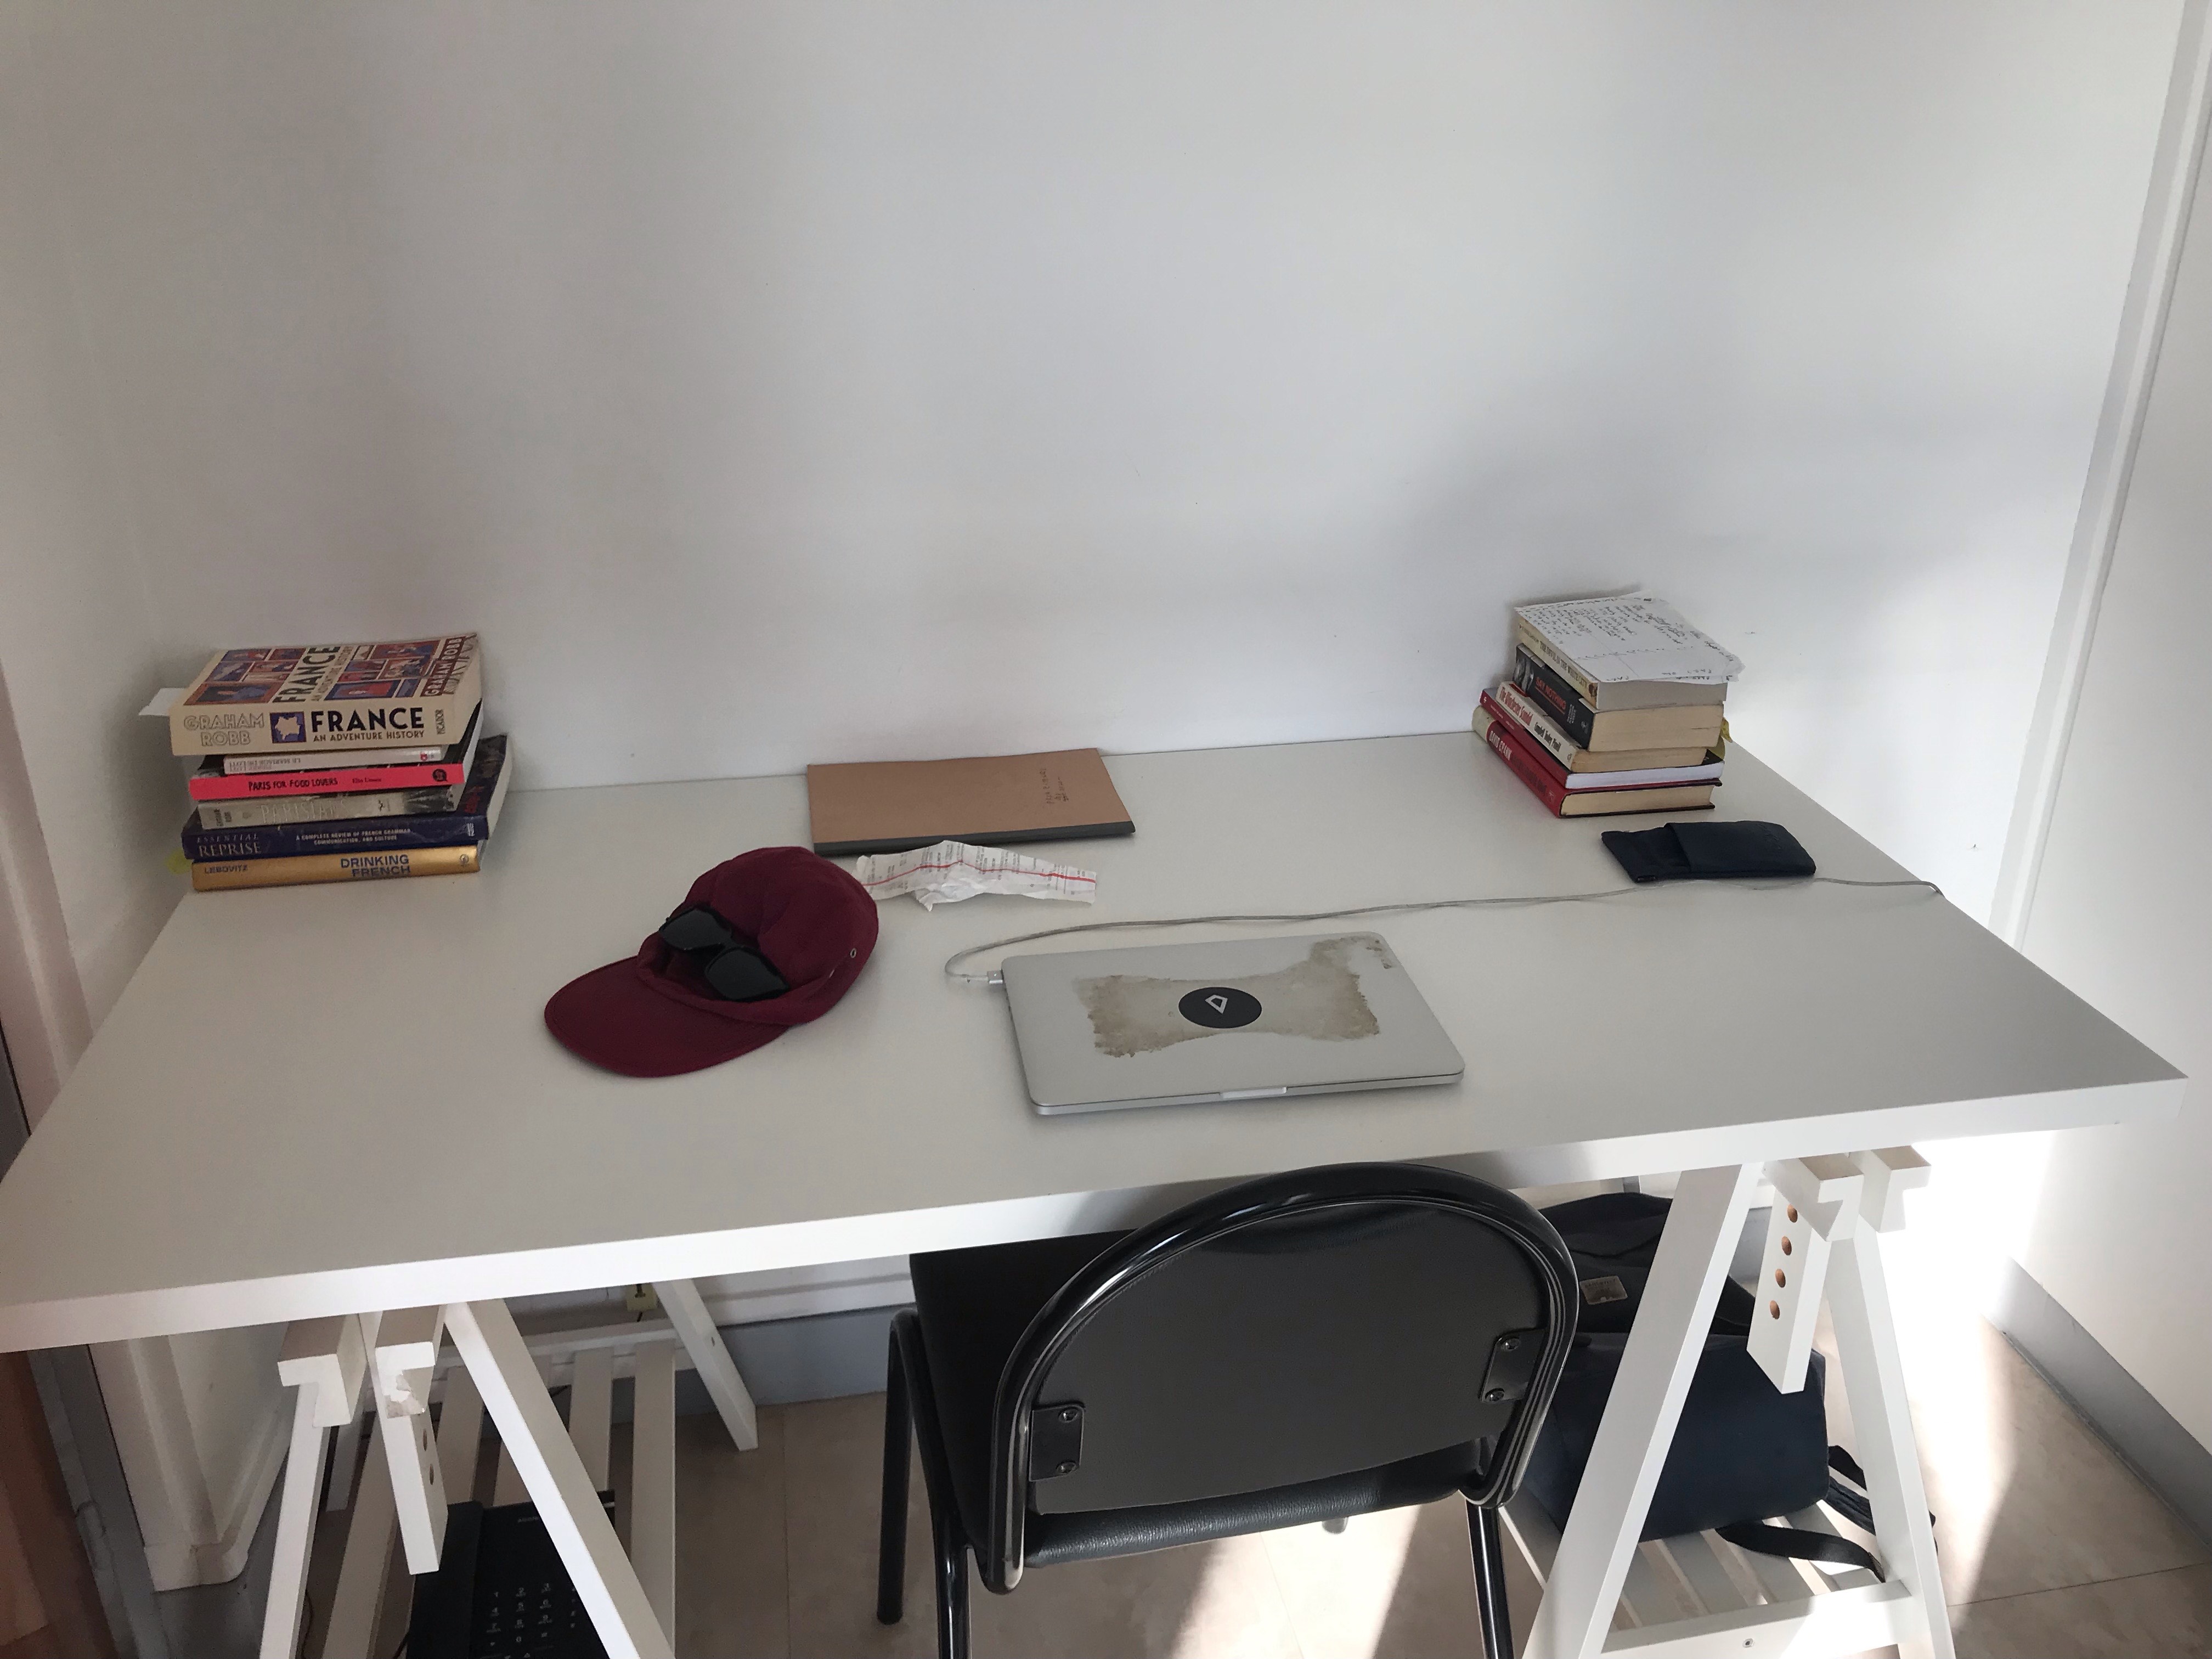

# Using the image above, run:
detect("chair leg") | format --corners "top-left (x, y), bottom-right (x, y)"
top-left (1467, 1501), bottom-right (1513, 1659)
top-left (934, 1505), bottom-right (972, 1659)
top-left (877, 1329), bottom-right (912, 1624)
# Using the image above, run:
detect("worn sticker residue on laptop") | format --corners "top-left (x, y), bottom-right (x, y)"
top-left (1075, 935), bottom-right (1385, 1057)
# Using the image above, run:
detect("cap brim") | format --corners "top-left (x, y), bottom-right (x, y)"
top-left (544, 959), bottom-right (786, 1077)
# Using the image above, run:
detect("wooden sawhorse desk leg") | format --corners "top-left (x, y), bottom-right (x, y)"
top-left (1523, 1161), bottom-right (1954, 1659)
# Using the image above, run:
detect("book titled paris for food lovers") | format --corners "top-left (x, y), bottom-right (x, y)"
top-left (167, 634), bottom-right (482, 757)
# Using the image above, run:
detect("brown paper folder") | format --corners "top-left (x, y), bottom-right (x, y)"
top-left (805, 749), bottom-right (1135, 857)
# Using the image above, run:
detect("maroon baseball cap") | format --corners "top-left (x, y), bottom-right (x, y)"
top-left (545, 846), bottom-right (878, 1077)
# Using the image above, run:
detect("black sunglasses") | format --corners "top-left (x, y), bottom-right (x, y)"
top-left (658, 905), bottom-right (790, 1003)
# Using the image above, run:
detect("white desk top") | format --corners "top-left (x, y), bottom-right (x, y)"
top-left (0, 733), bottom-right (2180, 1348)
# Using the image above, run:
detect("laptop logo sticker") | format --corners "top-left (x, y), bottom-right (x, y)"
top-left (1178, 987), bottom-right (1263, 1029)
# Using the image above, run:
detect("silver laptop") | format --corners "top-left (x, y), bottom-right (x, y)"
top-left (1000, 932), bottom-right (1465, 1115)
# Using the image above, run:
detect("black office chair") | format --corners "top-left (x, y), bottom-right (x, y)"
top-left (876, 1161), bottom-right (1579, 1659)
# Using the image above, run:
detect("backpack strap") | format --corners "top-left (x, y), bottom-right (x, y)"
top-left (1716, 1445), bottom-right (1940, 1581)
top-left (1820, 1444), bottom-right (1937, 1542)
top-left (1714, 1445), bottom-right (1886, 1578)
top-left (1822, 1446), bottom-right (1876, 1533)
top-left (1714, 1521), bottom-right (1883, 1579)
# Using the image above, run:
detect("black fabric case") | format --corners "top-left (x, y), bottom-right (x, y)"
top-left (1602, 820), bottom-right (1815, 884)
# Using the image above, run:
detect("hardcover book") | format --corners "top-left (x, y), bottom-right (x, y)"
top-left (183, 736), bottom-right (510, 861)
top-left (187, 712), bottom-right (480, 801)
top-left (168, 634), bottom-right (482, 756)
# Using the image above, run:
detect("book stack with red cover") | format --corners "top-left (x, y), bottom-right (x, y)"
top-left (1475, 595), bottom-right (1739, 818)
top-left (160, 635), bottom-right (513, 890)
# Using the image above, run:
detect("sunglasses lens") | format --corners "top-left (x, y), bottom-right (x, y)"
top-left (659, 906), bottom-right (732, 953)
top-left (702, 946), bottom-right (788, 1003)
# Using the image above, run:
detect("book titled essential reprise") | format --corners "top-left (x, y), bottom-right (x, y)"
top-left (167, 635), bottom-right (482, 756)
top-left (806, 749), bottom-right (1135, 858)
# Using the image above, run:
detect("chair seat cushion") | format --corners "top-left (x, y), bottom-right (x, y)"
top-left (908, 1231), bottom-right (1485, 1568)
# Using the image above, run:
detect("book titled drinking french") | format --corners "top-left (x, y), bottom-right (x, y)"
top-left (167, 634), bottom-right (482, 756)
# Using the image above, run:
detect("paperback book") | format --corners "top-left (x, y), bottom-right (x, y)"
top-left (193, 778), bottom-right (470, 830)
top-left (1487, 680), bottom-right (1713, 775)
top-left (217, 731), bottom-right (462, 773)
top-left (183, 736), bottom-right (510, 861)
top-left (1476, 693), bottom-right (1720, 789)
top-left (168, 634), bottom-right (482, 757)
top-left (1507, 651), bottom-right (1724, 753)
top-left (186, 712), bottom-right (480, 800)
top-left (1513, 594), bottom-right (1739, 711)
top-left (189, 844), bottom-right (480, 892)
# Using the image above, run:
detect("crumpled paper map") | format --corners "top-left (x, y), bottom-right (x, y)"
top-left (851, 840), bottom-right (1098, 910)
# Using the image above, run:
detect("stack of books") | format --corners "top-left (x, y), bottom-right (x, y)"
top-left (1474, 594), bottom-right (1739, 817)
top-left (165, 635), bottom-right (511, 890)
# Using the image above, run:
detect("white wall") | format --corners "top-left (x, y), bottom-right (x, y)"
top-left (0, 0), bottom-right (2194, 1583)
top-left (2015, 127), bottom-right (2212, 1451)
top-left (7, 0), bottom-right (2182, 921)
top-left (3, 3), bottom-right (288, 1593)
top-left (0, 10), bottom-right (188, 1026)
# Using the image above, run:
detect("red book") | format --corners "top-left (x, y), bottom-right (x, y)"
top-left (1475, 706), bottom-right (1717, 819)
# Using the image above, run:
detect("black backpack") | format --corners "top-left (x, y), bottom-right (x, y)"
top-left (1522, 1193), bottom-right (1887, 1577)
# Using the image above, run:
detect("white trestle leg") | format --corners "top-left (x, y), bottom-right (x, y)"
top-left (444, 1300), bottom-right (673, 1659)
top-left (1509, 1152), bottom-right (1947, 1659)
top-left (1530, 1165), bottom-right (1760, 1658)
top-left (320, 1413), bottom-right (398, 1659)
top-left (629, 1344), bottom-right (679, 1639)
top-left (373, 1305), bottom-right (450, 1572)
top-left (436, 1361), bottom-right (486, 1502)
top-left (570, 1345), bottom-right (614, 1492)
top-left (1828, 1161), bottom-right (1951, 1659)
top-left (261, 1316), bottom-right (370, 1659)
top-left (652, 1278), bottom-right (758, 1450)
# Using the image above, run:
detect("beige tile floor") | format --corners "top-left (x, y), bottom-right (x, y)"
top-left (304, 1308), bottom-right (2211, 1658)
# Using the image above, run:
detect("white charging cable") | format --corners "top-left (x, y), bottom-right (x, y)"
top-left (941, 873), bottom-right (1942, 987)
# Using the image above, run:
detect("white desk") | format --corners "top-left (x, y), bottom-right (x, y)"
top-left (0, 732), bottom-right (2181, 1658)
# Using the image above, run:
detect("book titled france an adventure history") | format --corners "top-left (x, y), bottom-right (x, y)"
top-left (168, 634), bottom-right (482, 756)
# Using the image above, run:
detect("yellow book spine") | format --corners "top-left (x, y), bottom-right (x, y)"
top-left (190, 845), bottom-right (479, 891)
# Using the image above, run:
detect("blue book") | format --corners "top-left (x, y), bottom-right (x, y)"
top-left (183, 735), bottom-right (509, 862)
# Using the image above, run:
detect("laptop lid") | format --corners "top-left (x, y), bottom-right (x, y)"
top-left (1000, 932), bottom-right (1465, 1115)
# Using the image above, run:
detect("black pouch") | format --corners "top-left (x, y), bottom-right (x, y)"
top-left (1602, 820), bottom-right (1815, 884)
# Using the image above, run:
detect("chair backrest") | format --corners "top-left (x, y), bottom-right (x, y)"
top-left (984, 1161), bottom-right (1577, 1584)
